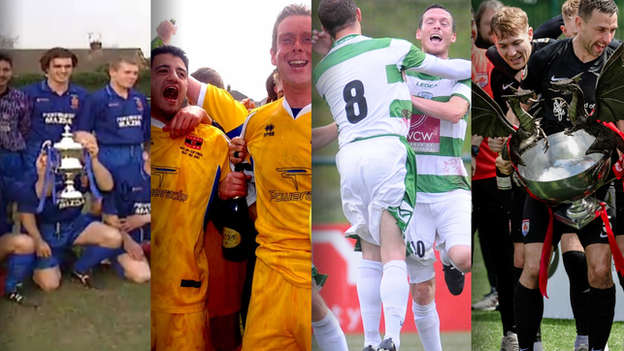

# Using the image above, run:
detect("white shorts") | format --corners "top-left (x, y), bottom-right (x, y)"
top-left (336, 136), bottom-right (417, 246)
top-left (406, 190), bottom-right (471, 282)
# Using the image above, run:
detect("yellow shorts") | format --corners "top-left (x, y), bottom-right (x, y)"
top-left (151, 308), bottom-right (211, 351)
top-left (242, 258), bottom-right (311, 351)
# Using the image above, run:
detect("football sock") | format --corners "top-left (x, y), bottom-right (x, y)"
top-left (74, 245), bottom-right (119, 274)
top-left (413, 301), bottom-right (442, 351)
top-left (312, 309), bottom-right (349, 351)
top-left (357, 259), bottom-right (383, 347)
top-left (587, 285), bottom-right (615, 350)
top-left (5, 253), bottom-right (35, 293)
top-left (380, 260), bottom-right (409, 351)
top-left (562, 251), bottom-right (589, 336)
top-left (514, 283), bottom-right (543, 350)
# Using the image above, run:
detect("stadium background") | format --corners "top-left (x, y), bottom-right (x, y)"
top-left (312, 0), bottom-right (471, 349)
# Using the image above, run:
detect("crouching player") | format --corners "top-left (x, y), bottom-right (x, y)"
top-left (18, 133), bottom-right (122, 291)
top-left (102, 142), bottom-right (151, 283)
top-left (0, 220), bottom-right (36, 304)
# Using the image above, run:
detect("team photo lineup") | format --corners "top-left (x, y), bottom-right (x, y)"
top-left (472, 0), bottom-right (624, 350)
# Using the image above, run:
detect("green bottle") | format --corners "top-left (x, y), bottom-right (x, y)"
top-left (151, 19), bottom-right (176, 50)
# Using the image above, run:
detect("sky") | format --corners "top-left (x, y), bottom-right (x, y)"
top-left (152, 0), bottom-right (311, 101)
top-left (4, 0), bottom-right (150, 55)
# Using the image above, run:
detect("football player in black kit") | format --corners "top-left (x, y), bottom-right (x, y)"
top-left (487, 6), bottom-right (592, 351)
top-left (498, 1), bottom-right (620, 350)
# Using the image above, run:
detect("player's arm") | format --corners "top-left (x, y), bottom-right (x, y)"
top-left (312, 123), bottom-right (338, 151)
top-left (35, 153), bottom-right (53, 197)
top-left (411, 95), bottom-right (469, 124)
top-left (410, 79), bottom-right (470, 123)
top-left (76, 133), bottom-right (114, 192)
top-left (18, 93), bottom-right (33, 139)
top-left (403, 44), bottom-right (471, 80)
top-left (312, 29), bottom-right (333, 57)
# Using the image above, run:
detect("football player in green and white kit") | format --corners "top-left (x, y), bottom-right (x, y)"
top-left (403, 5), bottom-right (471, 351)
top-left (313, 1), bottom-right (470, 350)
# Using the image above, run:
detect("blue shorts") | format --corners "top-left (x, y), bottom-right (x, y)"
top-left (99, 145), bottom-right (142, 175)
top-left (35, 214), bottom-right (98, 270)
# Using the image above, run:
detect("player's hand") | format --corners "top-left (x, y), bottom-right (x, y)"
top-left (219, 172), bottom-right (250, 200)
top-left (123, 237), bottom-right (145, 261)
top-left (36, 152), bottom-right (48, 176)
top-left (35, 238), bottom-right (52, 258)
top-left (241, 98), bottom-right (256, 112)
top-left (163, 105), bottom-right (211, 139)
top-left (75, 132), bottom-right (99, 159)
top-left (156, 20), bottom-right (177, 46)
top-left (229, 137), bottom-right (247, 164)
top-left (120, 215), bottom-right (145, 233)
top-left (488, 137), bottom-right (506, 153)
top-left (496, 155), bottom-right (513, 175)
top-left (312, 29), bottom-right (332, 56)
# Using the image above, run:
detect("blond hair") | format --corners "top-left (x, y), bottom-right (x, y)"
top-left (491, 7), bottom-right (529, 40)
top-left (562, 0), bottom-right (580, 20)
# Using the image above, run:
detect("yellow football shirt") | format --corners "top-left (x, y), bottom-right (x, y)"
top-left (198, 83), bottom-right (247, 138)
top-left (150, 118), bottom-right (230, 314)
top-left (241, 98), bottom-right (312, 288)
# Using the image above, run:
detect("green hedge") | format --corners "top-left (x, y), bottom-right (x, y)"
top-left (11, 70), bottom-right (151, 96)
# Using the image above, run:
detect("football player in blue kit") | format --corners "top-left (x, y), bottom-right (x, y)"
top-left (21, 48), bottom-right (89, 177)
top-left (102, 142), bottom-right (150, 283)
top-left (18, 133), bottom-right (122, 291)
top-left (75, 57), bottom-right (150, 173)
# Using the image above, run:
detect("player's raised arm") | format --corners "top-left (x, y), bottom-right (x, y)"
top-left (405, 49), bottom-right (471, 80)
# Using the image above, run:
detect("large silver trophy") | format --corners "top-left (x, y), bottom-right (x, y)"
top-left (42, 125), bottom-right (85, 200)
top-left (514, 130), bottom-right (611, 229)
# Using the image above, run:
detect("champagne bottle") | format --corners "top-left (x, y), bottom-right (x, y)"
top-left (496, 165), bottom-right (513, 191)
top-left (222, 164), bottom-right (254, 262)
top-left (151, 19), bottom-right (176, 50)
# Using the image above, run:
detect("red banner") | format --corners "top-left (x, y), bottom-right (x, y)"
top-left (312, 224), bottom-right (471, 333)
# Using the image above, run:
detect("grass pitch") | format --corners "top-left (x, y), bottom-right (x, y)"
top-left (0, 268), bottom-right (149, 351)
top-left (472, 233), bottom-right (624, 351)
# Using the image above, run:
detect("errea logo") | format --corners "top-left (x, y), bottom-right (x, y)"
top-left (264, 123), bottom-right (275, 137)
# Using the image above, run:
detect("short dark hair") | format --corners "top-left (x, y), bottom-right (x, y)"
top-left (265, 69), bottom-right (278, 103)
top-left (272, 4), bottom-right (311, 52)
top-left (191, 67), bottom-right (224, 89)
top-left (0, 52), bottom-right (12, 67)
top-left (39, 47), bottom-right (78, 73)
top-left (578, 0), bottom-right (618, 22)
top-left (151, 45), bottom-right (189, 71)
top-left (318, 0), bottom-right (357, 38)
top-left (419, 4), bottom-right (456, 33)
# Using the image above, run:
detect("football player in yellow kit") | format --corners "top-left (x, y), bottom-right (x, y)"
top-left (149, 45), bottom-right (248, 351)
top-left (228, 5), bottom-right (312, 350)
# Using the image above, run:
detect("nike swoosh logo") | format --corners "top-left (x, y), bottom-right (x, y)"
top-left (502, 82), bottom-right (514, 90)
top-left (520, 348), bottom-right (530, 351)
top-left (591, 348), bottom-right (603, 351)
top-left (600, 232), bottom-right (608, 238)
top-left (551, 75), bottom-right (568, 81)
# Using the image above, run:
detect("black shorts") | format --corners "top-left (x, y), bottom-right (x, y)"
top-left (521, 185), bottom-right (615, 247)
top-left (615, 178), bottom-right (624, 236)
top-left (511, 185), bottom-right (526, 243)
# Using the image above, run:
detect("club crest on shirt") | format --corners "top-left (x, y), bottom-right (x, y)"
top-left (522, 219), bottom-right (530, 236)
top-left (134, 97), bottom-right (144, 112)
top-left (184, 135), bottom-right (203, 150)
top-left (264, 123), bottom-right (275, 137)
top-left (70, 95), bottom-right (79, 109)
